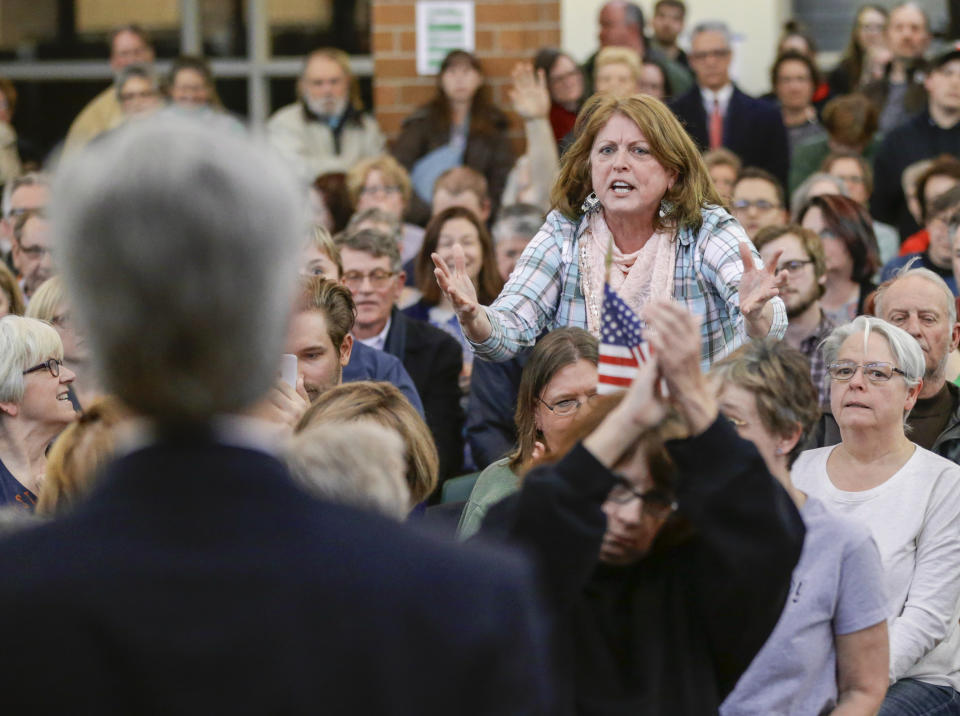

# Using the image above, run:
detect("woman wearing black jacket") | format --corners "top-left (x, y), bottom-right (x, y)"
top-left (478, 300), bottom-right (806, 715)
top-left (390, 50), bottom-right (514, 226)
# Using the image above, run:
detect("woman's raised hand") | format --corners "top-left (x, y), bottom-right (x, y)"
top-left (584, 356), bottom-right (666, 468)
top-left (432, 244), bottom-right (492, 342)
top-left (738, 243), bottom-right (786, 336)
top-left (509, 62), bottom-right (550, 121)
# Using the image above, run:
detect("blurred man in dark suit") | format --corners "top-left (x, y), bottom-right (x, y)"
top-left (0, 116), bottom-right (553, 714)
top-left (670, 20), bottom-right (790, 189)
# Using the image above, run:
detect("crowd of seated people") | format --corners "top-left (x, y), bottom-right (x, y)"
top-left (4, 2), bottom-right (960, 713)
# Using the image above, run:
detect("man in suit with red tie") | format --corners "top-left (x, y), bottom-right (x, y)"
top-left (670, 21), bottom-right (790, 190)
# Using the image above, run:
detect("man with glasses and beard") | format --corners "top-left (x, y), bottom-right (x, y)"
top-left (267, 48), bottom-right (385, 181)
top-left (754, 224), bottom-right (835, 408)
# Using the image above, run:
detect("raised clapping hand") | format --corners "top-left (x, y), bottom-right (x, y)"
top-left (737, 243), bottom-right (786, 335)
top-left (432, 243), bottom-right (492, 343)
top-left (509, 62), bottom-right (551, 121)
top-left (584, 355), bottom-right (667, 468)
top-left (644, 299), bottom-right (718, 436)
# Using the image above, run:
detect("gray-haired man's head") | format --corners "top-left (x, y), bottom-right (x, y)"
top-left (51, 116), bottom-right (304, 425)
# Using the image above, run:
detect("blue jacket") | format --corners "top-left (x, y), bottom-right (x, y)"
top-left (342, 340), bottom-right (425, 417)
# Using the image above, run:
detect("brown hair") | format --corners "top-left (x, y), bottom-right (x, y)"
top-left (915, 154), bottom-right (960, 223)
top-left (296, 381), bottom-right (439, 504)
top-left (426, 50), bottom-right (502, 138)
top-left (0, 77), bottom-right (16, 116)
top-left (822, 93), bottom-right (878, 149)
top-left (838, 5), bottom-right (888, 89)
top-left (0, 262), bottom-right (24, 317)
top-left (735, 167), bottom-right (786, 209)
top-left (551, 93), bottom-right (721, 229)
top-left (433, 166), bottom-right (489, 204)
top-left (37, 396), bottom-right (129, 516)
top-left (294, 276), bottom-right (356, 351)
top-left (799, 194), bottom-right (879, 282)
top-left (822, 151), bottom-right (874, 197)
top-left (416, 206), bottom-right (503, 306)
top-left (771, 50), bottom-right (820, 91)
top-left (312, 173), bottom-right (352, 232)
top-left (711, 338), bottom-right (820, 468)
top-left (166, 55), bottom-right (223, 109)
top-left (703, 147), bottom-right (741, 173)
top-left (512, 327), bottom-right (598, 471)
top-left (753, 224), bottom-right (827, 297)
top-left (346, 154), bottom-right (413, 209)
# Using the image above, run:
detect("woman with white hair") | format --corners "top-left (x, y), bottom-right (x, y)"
top-left (793, 315), bottom-right (960, 713)
top-left (0, 315), bottom-right (76, 511)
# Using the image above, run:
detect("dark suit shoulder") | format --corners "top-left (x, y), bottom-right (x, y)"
top-left (398, 310), bottom-right (462, 354)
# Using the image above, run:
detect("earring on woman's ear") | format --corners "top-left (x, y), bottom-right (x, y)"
top-left (581, 192), bottom-right (600, 213)
top-left (775, 447), bottom-right (784, 455)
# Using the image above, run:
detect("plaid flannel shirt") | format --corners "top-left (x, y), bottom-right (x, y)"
top-left (470, 205), bottom-right (787, 370)
top-left (799, 310), bottom-right (837, 410)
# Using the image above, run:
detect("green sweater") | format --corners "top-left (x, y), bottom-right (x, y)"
top-left (457, 457), bottom-right (520, 539)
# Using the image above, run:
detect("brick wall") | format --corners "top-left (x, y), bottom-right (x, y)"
top-left (371, 0), bottom-right (561, 154)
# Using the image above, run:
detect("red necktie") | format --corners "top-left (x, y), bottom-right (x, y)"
top-left (709, 99), bottom-right (723, 150)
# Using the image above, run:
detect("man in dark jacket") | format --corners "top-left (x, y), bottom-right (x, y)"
top-left (871, 46), bottom-right (960, 239)
top-left (670, 20), bottom-right (790, 189)
top-left (338, 228), bottom-right (464, 484)
top-left (0, 117), bottom-right (553, 714)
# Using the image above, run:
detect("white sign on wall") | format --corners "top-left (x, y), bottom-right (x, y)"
top-left (416, 1), bottom-right (475, 76)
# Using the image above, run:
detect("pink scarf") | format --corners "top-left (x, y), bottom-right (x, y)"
top-left (581, 211), bottom-right (677, 335)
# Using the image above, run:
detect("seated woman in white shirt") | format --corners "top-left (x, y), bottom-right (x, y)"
top-left (792, 315), bottom-right (960, 714)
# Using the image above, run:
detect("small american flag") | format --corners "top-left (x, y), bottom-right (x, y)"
top-left (597, 284), bottom-right (650, 394)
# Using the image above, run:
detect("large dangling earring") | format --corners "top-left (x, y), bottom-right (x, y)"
top-left (659, 198), bottom-right (673, 218)
top-left (581, 192), bottom-right (600, 214)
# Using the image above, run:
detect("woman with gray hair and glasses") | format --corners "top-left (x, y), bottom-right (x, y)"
top-left (793, 315), bottom-right (960, 713)
top-left (0, 315), bottom-right (76, 511)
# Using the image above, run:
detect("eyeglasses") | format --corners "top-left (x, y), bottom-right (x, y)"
top-left (827, 360), bottom-right (906, 383)
top-left (689, 48), bottom-right (731, 62)
top-left (832, 173), bottom-right (865, 185)
top-left (538, 392), bottom-right (599, 417)
top-left (342, 269), bottom-right (397, 290)
top-left (732, 199), bottom-right (780, 212)
top-left (119, 89), bottom-right (159, 103)
top-left (359, 185), bottom-right (402, 197)
top-left (607, 478), bottom-right (678, 519)
top-left (774, 259), bottom-right (814, 275)
top-left (7, 207), bottom-right (45, 220)
top-left (16, 242), bottom-right (51, 259)
top-left (22, 358), bottom-right (61, 378)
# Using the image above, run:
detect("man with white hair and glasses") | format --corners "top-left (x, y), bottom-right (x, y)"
top-left (0, 116), bottom-right (552, 713)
